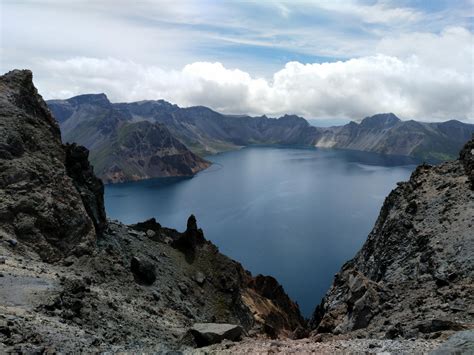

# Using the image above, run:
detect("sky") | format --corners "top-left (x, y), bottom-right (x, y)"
top-left (1, 0), bottom-right (473, 122)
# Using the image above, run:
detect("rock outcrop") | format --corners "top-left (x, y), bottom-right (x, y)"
top-left (65, 143), bottom-right (106, 236)
top-left (460, 135), bottom-right (474, 188)
top-left (0, 70), bottom-right (99, 261)
top-left (188, 323), bottom-right (244, 347)
top-left (310, 137), bottom-right (474, 339)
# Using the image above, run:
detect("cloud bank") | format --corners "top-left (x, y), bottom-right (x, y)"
top-left (38, 26), bottom-right (473, 122)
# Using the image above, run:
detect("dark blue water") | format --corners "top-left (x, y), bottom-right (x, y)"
top-left (105, 147), bottom-right (416, 316)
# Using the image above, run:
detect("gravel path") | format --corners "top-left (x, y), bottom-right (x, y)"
top-left (193, 337), bottom-right (444, 354)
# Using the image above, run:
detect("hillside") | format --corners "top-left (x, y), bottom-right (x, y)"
top-left (47, 95), bottom-right (210, 183)
top-left (316, 113), bottom-right (474, 161)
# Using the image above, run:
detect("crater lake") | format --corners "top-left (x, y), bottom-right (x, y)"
top-left (104, 146), bottom-right (417, 316)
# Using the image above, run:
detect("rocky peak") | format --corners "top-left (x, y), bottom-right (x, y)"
top-left (187, 214), bottom-right (198, 231)
top-left (279, 114), bottom-right (309, 126)
top-left (1, 70), bottom-right (60, 136)
top-left (0, 70), bottom-right (104, 261)
top-left (359, 113), bottom-right (401, 129)
top-left (68, 93), bottom-right (111, 107)
top-left (172, 214), bottom-right (206, 256)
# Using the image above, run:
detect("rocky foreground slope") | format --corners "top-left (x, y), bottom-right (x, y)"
top-left (47, 94), bottom-right (210, 183)
top-left (0, 70), bottom-right (303, 352)
top-left (310, 138), bottom-right (474, 338)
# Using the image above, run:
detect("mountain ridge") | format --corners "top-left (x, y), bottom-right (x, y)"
top-left (48, 96), bottom-right (474, 171)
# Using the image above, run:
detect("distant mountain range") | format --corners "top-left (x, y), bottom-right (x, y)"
top-left (47, 94), bottom-right (210, 183)
top-left (47, 94), bottom-right (474, 183)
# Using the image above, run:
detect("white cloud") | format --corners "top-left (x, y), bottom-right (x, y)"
top-left (37, 44), bottom-right (473, 122)
top-left (2, 1), bottom-right (472, 122)
top-left (311, 0), bottom-right (422, 24)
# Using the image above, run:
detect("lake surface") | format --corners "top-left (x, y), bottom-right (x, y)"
top-left (105, 146), bottom-right (417, 316)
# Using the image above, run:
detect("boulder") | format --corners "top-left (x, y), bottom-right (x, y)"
top-left (189, 323), bottom-right (243, 347)
top-left (130, 218), bottom-right (162, 233)
top-left (193, 271), bottom-right (206, 285)
top-left (431, 330), bottom-right (474, 354)
top-left (130, 257), bottom-right (156, 285)
top-left (416, 319), bottom-right (466, 334)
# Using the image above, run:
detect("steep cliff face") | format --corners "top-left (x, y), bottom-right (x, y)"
top-left (310, 137), bottom-right (474, 338)
top-left (0, 70), bottom-right (104, 261)
top-left (47, 95), bottom-right (210, 183)
top-left (316, 113), bottom-right (474, 161)
top-left (64, 143), bottom-right (107, 235)
top-left (0, 70), bottom-right (304, 352)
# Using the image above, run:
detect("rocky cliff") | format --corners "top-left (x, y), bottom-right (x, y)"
top-left (310, 136), bottom-right (474, 339)
top-left (0, 70), bottom-right (105, 261)
top-left (47, 94), bottom-right (210, 183)
top-left (0, 70), bottom-right (304, 352)
top-left (316, 113), bottom-right (474, 161)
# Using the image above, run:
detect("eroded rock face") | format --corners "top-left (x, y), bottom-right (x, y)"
top-left (460, 134), bottom-right (474, 188)
top-left (244, 275), bottom-right (306, 337)
top-left (65, 143), bottom-right (106, 236)
top-left (310, 138), bottom-right (474, 338)
top-left (0, 70), bottom-right (98, 261)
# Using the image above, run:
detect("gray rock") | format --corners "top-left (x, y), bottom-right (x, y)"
top-left (189, 323), bottom-right (244, 347)
top-left (430, 330), bottom-right (474, 354)
top-left (6, 239), bottom-right (17, 247)
top-left (130, 257), bottom-right (156, 285)
top-left (193, 271), bottom-right (205, 285)
top-left (151, 290), bottom-right (160, 301)
top-left (0, 256), bottom-right (6, 264)
top-left (146, 229), bottom-right (156, 238)
top-left (0, 70), bottom-right (98, 261)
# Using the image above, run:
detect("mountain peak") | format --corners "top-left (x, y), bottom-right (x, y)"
top-left (2, 69), bottom-right (33, 86)
top-left (68, 93), bottom-right (111, 107)
top-left (1, 69), bottom-right (58, 130)
top-left (280, 114), bottom-right (309, 125)
top-left (360, 113), bottom-right (401, 128)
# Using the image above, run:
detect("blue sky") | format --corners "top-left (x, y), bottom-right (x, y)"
top-left (1, 0), bottom-right (473, 121)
